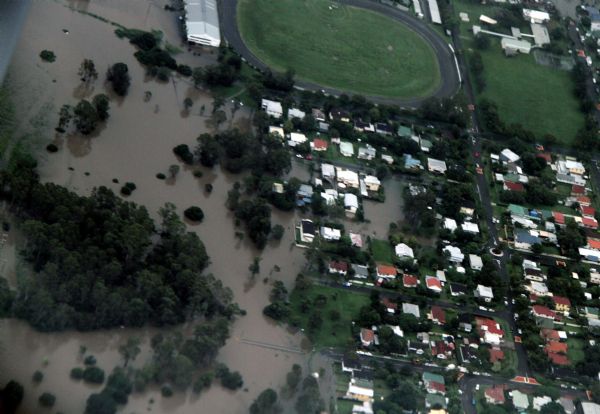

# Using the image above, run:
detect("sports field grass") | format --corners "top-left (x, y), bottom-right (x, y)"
top-left (237, 0), bottom-right (441, 98)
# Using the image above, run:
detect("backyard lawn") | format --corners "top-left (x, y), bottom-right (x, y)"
top-left (371, 239), bottom-right (394, 263)
top-left (237, 0), bottom-right (441, 97)
top-left (567, 338), bottom-right (585, 365)
top-left (288, 285), bottom-right (370, 347)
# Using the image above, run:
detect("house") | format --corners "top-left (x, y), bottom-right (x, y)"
top-left (402, 302), bottom-right (420, 318)
top-left (540, 328), bottom-right (561, 342)
top-left (588, 6), bottom-right (600, 31)
top-left (321, 226), bottom-right (341, 241)
top-left (354, 120), bottom-right (374, 133)
top-left (545, 341), bottom-right (568, 356)
top-left (363, 175), bottom-right (381, 192)
top-left (375, 122), bottom-right (393, 136)
top-left (397, 125), bottom-right (412, 138)
top-left (436, 270), bottom-right (446, 284)
top-left (591, 271), bottom-right (600, 284)
top-left (580, 402), bottom-right (600, 414)
top-left (533, 396), bottom-right (553, 411)
top-left (376, 263), bottom-right (397, 280)
top-left (582, 205), bottom-right (597, 218)
top-left (395, 243), bottom-right (414, 260)
top-left (344, 193), bottom-right (359, 217)
top-left (489, 347), bottom-right (504, 363)
top-left (261, 99), bottom-right (283, 118)
top-left (349, 233), bottom-right (363, 248)
top-left (474, 284), bottom-right (493, 302)
top-left (427, 158), bottom-right (447, 174)
top-left (426, 276), bottom-right (443, 293)
top-left (337, 168), bottom-right (359, 188)
top-left (485, 385), bottom-right (506, 405)
top-left (431, 340), bottom-right (455, 359)
top-left (579, 247), bottom-right (600, 261)
top-left (583, 216), bottom-right (599, 230)
top-left (404, 154), bottom-right (422, 170)
top-left (312, 108), bottom-right (326, 122)
top-left (183, 0), bottom-right (221, 46)
top-left (329, 261), bottom-right (348, 275)
top-left (469, 254), bottom-right (483, 271)
top-left (511, 390), bottom-right (530, 411)
top-left (360, 328), bottom-right (375, 347)
top-left (321, 163), bottom-right (336, 180)
top-left (526, 281), bottom-right (549, 296)
top-left (504, 181), bottom-right (525, 192)
top-left (443, 246), bottom-right (464, 263)
top-left (552, 296), bottom-right (571, 313)
top-left (329, 108), bottom-right (351, 122)
top-left (300, 219), bottom-right (316, 243)
top-left (476, 317), bottom-right (504, 345)
top-left (381, 297), bottom-right (398, 314)
top-left (461, 222), bottom-right (480, 234)
top-left (342, 354), bottom-right (362, 373)
top-left (588, 239), bottom-right (600, 251)
top-left (346, 378), bottom-right (374, 402)
top-left (515, 230), bottom-right (542, 250)
top-left (444, 218), bottom-right (457, 232)
top-left (403, 274), bottom-right (418, 288)
top-left (381, 154), bottom-right (394, 165)
top-left (340, 141), bottom-right (355, 157)
top-left (358, 145), bottom-right (376, 160)
top-left (449, 282), bottom-right (467, 296)
top-left (422, 372), bottom-right (446, 394)
top-left (352, 264), bottom-right (369, 279)
top-left (500, 148), bottom-right (520, 163)
top-left (426, 394), bottom-right (447, 409)
top-left (288, 107), bottom-right (305, 120)
top-left (312, 138), bottom-right (328, 152)
top-left (572, 184), bottom-right (586, 196)
top-left (430, 306), bottom-right (446, 325)
top-left (459, 314), bottom-right (473, 332)
top-left (289, 132), bottom-right (308, 146)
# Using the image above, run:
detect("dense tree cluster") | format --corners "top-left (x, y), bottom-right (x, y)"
top-left (193, 49), bottom-right (242, 88)
top-left (0, 157), bottom-right (236, 331)
top-left (107, 63), bottom-right (131, 96)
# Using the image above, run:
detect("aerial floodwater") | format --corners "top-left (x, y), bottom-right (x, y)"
top-left (0, 0), bottom-right (337, 413)
top-left (0, 0), bottom-right (31, 82)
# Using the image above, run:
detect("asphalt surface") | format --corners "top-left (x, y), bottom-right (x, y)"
top-left (0, 0), bottom-right (31, 83)
top-left (219, 0), bottom-right (461, 107)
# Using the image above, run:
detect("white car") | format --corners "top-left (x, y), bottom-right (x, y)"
top-left (475, 384), bottom-right (480, 391)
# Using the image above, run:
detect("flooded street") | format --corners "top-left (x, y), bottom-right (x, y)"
top-left (0, 1), bottom-right (330, 413)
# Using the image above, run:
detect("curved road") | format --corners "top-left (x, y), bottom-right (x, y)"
top-left (220, 0), bottom-right (461, 107)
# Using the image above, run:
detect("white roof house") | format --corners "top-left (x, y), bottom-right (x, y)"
top-left (344, 193), bottom-right (359, 213)
top-left (523, 8), bottom-right (550, 24)
top-left (500, 148), bottom-right (520, 163)
top-left (289, 132), bottom-right (307, 144)
top-left (533, 396), bottom-right (552, 411)
top-left (321, 226), bottom-right (341, 241)
top-left (428, 0), bottom-right (441, 24)
top-left (337, 168), bottom-right (359, 188)
top-left (261, 99), bottom-right (283, 118)
top-left (461, 222), bottom-right (480, 234)
top-left (443, 246), bottom-right (464, 263)
top-left (322, 163), bottom-right (335, 179)
top-left (340, 141), bottom-right (354, 157)
top-left (475, 284), bottom-right (494, 302)
top-left (184, 0), bottom-right (221, 47)
top-left (402, 303), bottom-right (421, 318)
top-left (395, 243), bottom-right (414, 259)
top-left (288, 108), bottom-right (306, 119)
top-left (469, 254), bottom-right (483, 271)
top-left (427, 158), bottom-right (447, 174)
top-left (444, 218), bottom-right (457, 232)
top-left (268, 126), bottom-right (284, 138)
top-left (501, 38), bottom-right (532, 54)
top-left (363, 175), bottom-right (381, 192)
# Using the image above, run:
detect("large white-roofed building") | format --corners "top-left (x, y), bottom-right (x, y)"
top-left (184, 0), bottom-right (221, 47)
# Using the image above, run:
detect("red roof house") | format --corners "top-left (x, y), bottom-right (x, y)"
top-left (430, 306), bottom-right (446, 325)
top-left (475, 317), bottom-right (504, 336)
top-left (546, 341), bottom-right (568, 354)
top-left (540, 329), bottom-right (560, 342)
top-left (489, 347), bottom-right (505, 363)
top-left (583, 217), bottom-right (599, 229)
top-left (532, 305), bottom-right (556, 320)
top-left (572, 184), bottom-right (586, 196)
top-left (553, 211), bottom-right (565, 225)
top-left (578, 196), bottom-right (592, 206)
top-left (504, 181), bottom-right (525, 192)
top-left (360, 328), bottom-right (375, 347)
top-left (588, 239), bottom-right (600, 250)
top-left (329, 261), bottom-right (348, 275)
top-left (376, 263), bottom-right (397, 279)
top-left (581, 205), bottom-right (596, 217)
top-left (381, 297), bottom-right (398, 314)
top-left (312, 138), bottom-right (328, 152)
top-left (552, 296), bottom-right (571, 309)
top-left (403, 274), bottom-right (418, 288)
top-left (547, 352), bottom-right (569, 366)
top-left (485, 385), bottom-right (506, 404)
top-left (537, 152), bottom-right (552, 163)
top-left (426, 276), bottom-right (443, 293)
top-left (427, 381), bottom-right (446, 395)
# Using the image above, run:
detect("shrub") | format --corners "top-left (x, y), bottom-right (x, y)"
top-left (46, 143), bottom-right (58, 153)
top-left (32, 370), bottom-right (44, 383)
top-left (83, 366), bottom-right (105, 384)
top-left (177, 64), bottom-right (192, 77)
top-left (156, 67), bottom-right (171, 82)
top-left (184, 206), bottom-right (204, 222)
top-left (161, 385), bottom-right (173, 397)
top-left (107, 63), bottom-right (131, 96)
top-left (271, 224), bottom-right (284, 240)
top-left (205, 183), bottom-right (213, 193)
top-left (70, 367), bottom-right (84, 380)
top-left (40, 50), bottom-right (56, 62)
top-left (156, 173), bottom-right (166, 180)
top-left (120, 182), bottom-right (137, 196)
top-left (38, 392), bottom-right (56, 407)
top-left (84, 355), bottom-right (97, 366)
top-left (193, 170), bottom-right (203, 178)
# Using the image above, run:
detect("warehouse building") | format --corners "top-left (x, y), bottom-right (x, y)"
top-left (184, 0), bottom-right (221, 47)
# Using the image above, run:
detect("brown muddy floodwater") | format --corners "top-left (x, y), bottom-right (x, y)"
top-left (0, 1), bottom-right (332, 413)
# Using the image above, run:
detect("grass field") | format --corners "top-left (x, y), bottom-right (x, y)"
top-left (288, 285), bottom-right (369, 347)
top-left (237, 0), bottom-right (441, 98)
top-left (370, 239), bottom-right (394, 263)
top-left (477, 41), bottom-right (584, 143)
top-left (567, 338), bottom-right (585, 365)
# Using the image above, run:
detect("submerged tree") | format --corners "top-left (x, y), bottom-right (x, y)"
top-left (79, 59), bottom-right (98, 84)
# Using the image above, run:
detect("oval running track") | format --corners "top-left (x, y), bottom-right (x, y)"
top-left (220, 0), bottom-right (461, 107)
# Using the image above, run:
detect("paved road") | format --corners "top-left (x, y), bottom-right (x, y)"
top-left (220, 0), bottom-right (461, 107)
top-left (0, 0), bottom-right (31, 83)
